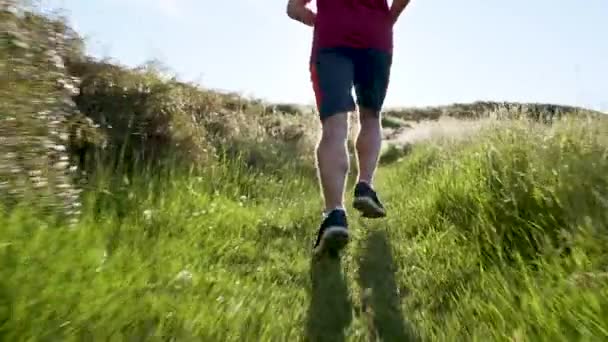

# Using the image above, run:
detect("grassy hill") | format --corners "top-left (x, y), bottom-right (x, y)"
top-left (383, 101), bottom-right (604, 122)
top-left (2, 118), bottom-right (607, 341)
top-left (1, 2), bottom-right (607, 341)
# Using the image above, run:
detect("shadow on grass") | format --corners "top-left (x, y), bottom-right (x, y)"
top-left (357, 229), bottom-right (419, 341)
top-left (304, 256), bottom-right (353, 342)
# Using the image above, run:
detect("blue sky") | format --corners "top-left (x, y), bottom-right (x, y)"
top-left (42, 0), bottom-right (607, 111)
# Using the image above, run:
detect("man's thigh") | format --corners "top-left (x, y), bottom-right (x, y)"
top-left (353, 49), bottom-right (393, 115)
top-left (310, 48), bottom-right (357, 122)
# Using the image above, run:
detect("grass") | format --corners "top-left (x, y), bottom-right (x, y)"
top-left (1, 117), bottom-right (608, 341)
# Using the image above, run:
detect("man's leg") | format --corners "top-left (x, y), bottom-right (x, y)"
top-left (317, 112), bottom-right (349, 213)
top-left (352, 48), bottom-right (392, 218)
top-left (310, 47), bottom-right (356, 256)
top-left (356, 107), bottom-right (383, 185)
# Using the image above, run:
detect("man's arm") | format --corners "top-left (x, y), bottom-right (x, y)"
top-left (286, 0), bottom-right (316, 27)
top-left (390, 0), bottom-right (411, 25)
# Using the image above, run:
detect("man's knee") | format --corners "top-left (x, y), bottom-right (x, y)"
top-left (320, 112), bottom-right (349, 142)
top-left (358, 107), bottom-right (381, 127)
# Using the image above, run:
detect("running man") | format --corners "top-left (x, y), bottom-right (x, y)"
top-left (286, 0), bottom-right (411, 256)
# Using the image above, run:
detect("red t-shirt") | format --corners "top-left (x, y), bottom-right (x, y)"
top-left (306, 0), bottom-right (393, 59)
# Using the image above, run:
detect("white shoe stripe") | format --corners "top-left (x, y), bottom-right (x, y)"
top-left (324, 226), bottom-right (348, 236)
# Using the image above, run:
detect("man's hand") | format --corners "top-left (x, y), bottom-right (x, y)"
top-left (390, 0), bottom-right (411, 25)
top-left (286, 0), bottom-right (316, 27)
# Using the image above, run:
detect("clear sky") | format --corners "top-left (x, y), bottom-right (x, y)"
top-left (41, 0), bottom-right (607, 111)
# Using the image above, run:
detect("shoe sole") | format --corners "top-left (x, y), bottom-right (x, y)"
top-left (353, 196), bottom-right (386, 218)
top-left (313, 226), bottom-right (349, 257)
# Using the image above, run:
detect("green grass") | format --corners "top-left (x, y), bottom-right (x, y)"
top-left (1, 117), bottom-right (607, 341)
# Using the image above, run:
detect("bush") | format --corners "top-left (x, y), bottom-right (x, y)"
top-left (0, 3), bottom-right (320, 219)
top-left (0, 2), bottom-right (96, 221)
top-left (69, 59), bottom-right (319, 175)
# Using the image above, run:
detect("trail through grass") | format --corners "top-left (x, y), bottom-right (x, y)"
top-left (1, 118), bottom-right (607, 341)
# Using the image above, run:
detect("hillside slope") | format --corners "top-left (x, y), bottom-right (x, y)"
top-left (2, 118), bottom-right (607, 341)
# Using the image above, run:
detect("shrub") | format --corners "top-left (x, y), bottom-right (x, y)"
top-left (0, 2), bottom-right (96, 221)
top-left (0, 3), bottom-right (320, 219)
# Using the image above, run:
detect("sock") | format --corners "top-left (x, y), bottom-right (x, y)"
top-left (323, 206), bottom-right (345, 217)
top-left (357, 179), bottom-right (372, 187)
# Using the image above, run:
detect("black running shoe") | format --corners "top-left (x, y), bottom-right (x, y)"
top-left (353, 182), bottom-right (386, 218)
top-left (313, 209), bottom-right (349, 257)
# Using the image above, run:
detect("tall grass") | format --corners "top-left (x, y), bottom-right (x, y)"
top-left (1, 116), bottom-right (607, 340)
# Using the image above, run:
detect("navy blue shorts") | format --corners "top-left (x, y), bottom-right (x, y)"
top-left (310, 47), bottom-right (392, 121)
